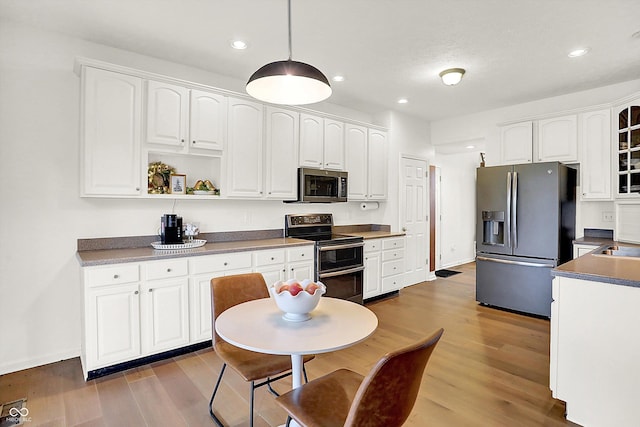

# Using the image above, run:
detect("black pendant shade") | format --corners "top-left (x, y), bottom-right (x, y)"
top-left (246, 59), bottom-right (332, 105)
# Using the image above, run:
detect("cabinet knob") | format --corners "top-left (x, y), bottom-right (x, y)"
top-left (224, 262), bottom-right (228, 266)
top-left (270, 257), bottom-right (275, 260)
top-left (134, 290), bottom-right (139, 295)
top-left (192, 140), bottom-right (196, 144)
top-left (301, 253), bottom-right (305, 257)
top-left (135, 187), bottom-right (140, 191)
top-left (113, 274), bottom-right (119, 279)
top-left (149, 288), bottom-right (153, 292)
top-left (167, 268), bottom-right (171, 272)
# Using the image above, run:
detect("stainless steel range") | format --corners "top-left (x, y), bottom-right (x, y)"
top-left (285, 213), bottom-right (364, 304)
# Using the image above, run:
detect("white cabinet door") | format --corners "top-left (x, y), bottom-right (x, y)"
top-left (81, 67), bottom-right (142, 196)
top-left (146, 80), bottom-right (189, 148)
top-left (299, 113), bottom-right (324, 168)
top-left (288, 261), bottom-right (314, 281)
top-left (345, 124), bottom-right (368, 200)
top-left (367, 129), bottom-right (388, 200)
top-left (500, 121), bottom-right (533, 164)
top-left (323, 119), bottom-right (345, 170)
top-left (537, 115), bottom-right (578, 163)
top-left (189, 273), bottom-right (222, 342)
top-left (189, 89), bottom-right (226, 151)
top-left (141, 278), bottom-right (190, 354)
top-left (364, 251), bottom-right (381, 299)
top-left (265, 106), bottom-right (299, 200)
top-left (580, 109), bottom-right (611, 200)
top-left (226, 97), bottom-right (264, 197)
top-left (86, 283), bottom-right (141, 368)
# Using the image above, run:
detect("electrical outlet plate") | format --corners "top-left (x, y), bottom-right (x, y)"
top-left (602, 212), bottom-right (614, 222)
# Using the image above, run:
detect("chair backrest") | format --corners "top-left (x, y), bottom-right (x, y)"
top-left (210, 273), bottom-right (269, 346)
top-left (344, 328), bottom-right (444, 427)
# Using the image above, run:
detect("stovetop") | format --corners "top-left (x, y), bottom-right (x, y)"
top-left (285, 213), bottom-right (363, 245)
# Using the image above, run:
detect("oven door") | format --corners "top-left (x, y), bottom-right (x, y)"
top-left (317, 242), bottom-right (364, 273)
top-left (319, 266), bottom-right (364, 304)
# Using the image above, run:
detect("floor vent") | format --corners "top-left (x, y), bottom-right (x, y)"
top-left (0, 398), bottom-right (28, 426)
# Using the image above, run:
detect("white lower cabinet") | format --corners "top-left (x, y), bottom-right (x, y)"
top-left (140, 278), bottom-right (189, 354)
top-left (363, 237), bottom-right (405, 300)
top-left (253, 246), bottom-right (315, 286)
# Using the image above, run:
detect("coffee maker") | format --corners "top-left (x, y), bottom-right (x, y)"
top-left (160, 214), bottom-right (183, 244)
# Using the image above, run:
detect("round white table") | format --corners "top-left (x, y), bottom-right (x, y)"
top-left (215, 297), bottom-right (378, 425)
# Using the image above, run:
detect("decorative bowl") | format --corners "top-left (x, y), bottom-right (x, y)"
top-left (269, 279), bottom-right (326, 322)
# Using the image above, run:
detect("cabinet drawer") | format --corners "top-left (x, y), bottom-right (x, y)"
top-left (382, 237), bottom-right (404, 250)
top-left (145, 259), bottom-right (188, 281)
top-left (364, 240), bottom-right (381, 253)
top-left (254, 249), bottom-right (286, 267)
top-left (85, 264), bottom-right (140, 287)
top-left (287, 245), bottom-right (314, 263)
top-left (382, 274), bottom-right (404, 292)
top-left (189, 252), bottom-right (252, 275)
top-left (382, 249), bottom-right (404, 262)
top-left (382, 259), bottom-right (404, 277)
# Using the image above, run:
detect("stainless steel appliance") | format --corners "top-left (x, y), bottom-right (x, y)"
top-left (285, 213), bottom-right (364, 304)
top-left (297, 168), bottom-right (348, 203)
top-left (475, 162), bottom-right (576, 317)
top-left (160, 214), bottom-right (183, 244)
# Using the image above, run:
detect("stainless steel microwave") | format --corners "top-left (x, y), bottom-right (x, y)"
top-left (298, 168), bottom-right (348, 203)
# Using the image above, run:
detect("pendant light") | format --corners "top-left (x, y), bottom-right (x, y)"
top-left (246, 0), bottom-right (331, 105)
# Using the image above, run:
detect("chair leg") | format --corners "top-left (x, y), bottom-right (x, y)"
top-left (303, 365), bottom-right (309, 383)
top-left (286, 416), bottom-right (292, 427)
top-left (250, 381), bottom-right (255, 427)
top-left (208, 363), bottom-right (227, 427)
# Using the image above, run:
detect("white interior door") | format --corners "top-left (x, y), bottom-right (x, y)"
top-left (400, 156), bottom-right (429, 285)
top-left (435, 166), bottom-right (442, 270)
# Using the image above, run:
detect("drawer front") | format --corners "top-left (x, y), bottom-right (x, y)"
top-left (254, 249), bottom-right (286, 267)
top-left (382, 259), bottom-right (404, 277)
top-left (189, 252), bottom-right (252, 275)
top-left (145, 258), bottom-right (188, 281)
top-left (382, 249), bottom-right (404, 262)
top-left (287, 245), bottom-right (314, 263)
top-left (364, 239), bottom-right (381, 253)
top-left (85, 264), bottom-right (140, 287)
top-left (382, 237), bottom-right (404, 250)
top-left (382, 274), bottom-right (404, 292)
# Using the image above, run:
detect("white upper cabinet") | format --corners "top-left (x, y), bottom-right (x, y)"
top-left (345, 125), bottom-right (388, 201)
top-left (264, 106), bottom-right (299, 200)
top-left (580, 109), bottom-right (611, 200)
top-left (613, 99), bottom-right (640, 198)
top-left (225, 97), bottom-right (264, 198)
top-left (537, 115), bottom-right (578, 163)
top-left (189, 89), bottom-right (226, 151)
top-left (299, 113), bottom-right (345, 170)
top-left (146, 81), bottom-right (225, 153)
top-left (81, 67), bottom-right (142, 196)
top-left (500, 121), bottom-right (533, 164)
top-left (323, 119), bottom-right (345, 170)
top-left (146, 80), bottom-right (189, 148)
top-left (367, 129), bottom-right (388, 200)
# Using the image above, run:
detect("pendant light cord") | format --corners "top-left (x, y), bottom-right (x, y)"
top-left (287, 0), bottom-right (292, 60)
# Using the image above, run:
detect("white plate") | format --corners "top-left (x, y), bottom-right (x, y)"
top-left (193, 190), bottom-right (215, 195)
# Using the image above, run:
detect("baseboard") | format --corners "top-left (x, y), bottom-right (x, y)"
top-left (426, 271), bottom-right (437, 281)
top-left (0, 348), bottom-right (80, 376)
top-left (440, 257), bottom-right (476, 270)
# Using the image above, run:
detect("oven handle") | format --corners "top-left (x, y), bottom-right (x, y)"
top-left (318, 242), bottom-right (365, 252)
top-left (319, 266), bottom-right (365, 279)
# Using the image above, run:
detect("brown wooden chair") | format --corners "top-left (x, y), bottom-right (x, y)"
top-left (208, 272), bottom-right (315, 427)
top-left (275, 328), bottom-right (444, 427)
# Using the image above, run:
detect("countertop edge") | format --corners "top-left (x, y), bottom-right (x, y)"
top-left (551, 268), bottom-right (640, 288)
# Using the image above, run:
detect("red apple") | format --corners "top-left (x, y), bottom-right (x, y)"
top-left (277, 284), bottom-right (290, 294)
top-left (288, 282), bottom-right (304, 296)
top-left (305, 283), bottom-right (319, 294)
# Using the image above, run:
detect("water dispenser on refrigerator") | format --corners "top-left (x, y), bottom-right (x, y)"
top-left (482, 211), bottom-right (505, 246)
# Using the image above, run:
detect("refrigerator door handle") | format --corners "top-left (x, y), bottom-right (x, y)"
top-left (506, 171), bottom-right (512, 248)
top-left (477, 256), bottom-right (555, 268)
top-left (512, 171), bottom-right (518, 249)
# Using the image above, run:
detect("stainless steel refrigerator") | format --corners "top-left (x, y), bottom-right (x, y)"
top-left (475, 162), bottom-right (576, 317)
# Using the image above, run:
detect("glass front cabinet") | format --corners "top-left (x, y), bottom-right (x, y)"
top-left (615, 100), bottom-right (640, 197)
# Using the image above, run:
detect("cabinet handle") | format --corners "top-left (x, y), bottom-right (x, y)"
top-left (113, 274), bottom-right (119, 279)
top-left (134, 290), bottom-right (139, 295)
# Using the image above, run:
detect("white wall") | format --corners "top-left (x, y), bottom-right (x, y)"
top-left (0, 19), bottom-right (430, 374)
top-left (430, 78), bottom-right (640, 263)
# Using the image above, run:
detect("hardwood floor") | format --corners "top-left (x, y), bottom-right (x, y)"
top-left (0, 262), bottom-right (577, 426)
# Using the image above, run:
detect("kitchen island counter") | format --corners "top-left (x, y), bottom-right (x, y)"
top-left (552, 243), bottom-right (640, 288)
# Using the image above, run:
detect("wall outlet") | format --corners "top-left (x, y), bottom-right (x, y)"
top-left (602, 211), bottom-right (614, 222)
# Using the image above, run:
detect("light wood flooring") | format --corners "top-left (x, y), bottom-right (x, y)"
top-left (0, 262), bottom-right (577, 426)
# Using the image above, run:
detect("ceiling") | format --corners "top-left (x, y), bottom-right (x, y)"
top-left (2, 0), bottom-right (639, 122)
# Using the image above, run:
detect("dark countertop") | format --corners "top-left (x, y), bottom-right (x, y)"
top-left (77, 238), bottom-right (313, 267)
top-left (553, 242), bottom-right (640, 288)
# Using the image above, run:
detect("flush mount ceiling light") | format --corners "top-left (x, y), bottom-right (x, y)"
top-left (568, 48), bottom-right (590, 58)
top-left (246, 0), bottom-right (331, 105)
top-left (439, 68), bottom-right (465, 86)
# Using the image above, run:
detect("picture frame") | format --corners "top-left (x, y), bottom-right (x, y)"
top-left (170, 174), bottom-right (186, 194)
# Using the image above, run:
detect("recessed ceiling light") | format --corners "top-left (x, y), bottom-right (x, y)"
top-left (568, 48), bottom-right (590, 58)
top-left (230, 40), bottom-right (248, 50)
top-left (466, 145), bottom-right (475, 149)
top-left (397, 98), bottom-right (408, 104)
top-left (332, 75), bottom-right (345, 82)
